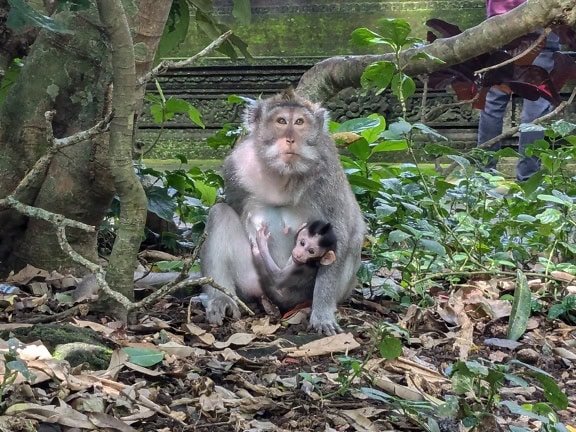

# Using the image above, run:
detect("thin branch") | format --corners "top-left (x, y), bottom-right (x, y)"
top-left (475, 28), bottom-right (551, 76)
top-left (138, 30), bottom-right (233, 87)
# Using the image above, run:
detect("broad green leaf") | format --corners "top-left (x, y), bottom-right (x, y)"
top-left (361, 115), bottom-right (387, 143)
top-left (413, 123), bottom-right (447, 140)
top-left (150, 105), bottom-right (165, 124)
top-left (536, 208), bottom-right (562, 224)
top-left (548, 303), bottom-right (567, 319)
top-left (391, 72), bottom-right (416, 100)
top-left (165, 172), bottom-right (188, 193)
top-left (378, 334), bottom-right (403, 359)
top-left (122, 347), bottom-right (164, 368)
top-left (372, 140), bottom-right (408, 152)
top-left (334, 117), bottom-right (381, 134)
top-left (532, 374), bottom-right (568, 410)
top-left (360, 387), bottom-right (395, 402)
top-left (347, 175), bottom-right (383, 193)
top-left (146, 186), bottom-right (176, 222)
top-left (550, 119), bottom-right (576, 137)
top-left (420, 239), bottom-right (446, 256)
top-left (500, 401), bottom-right (548, 422)
top-left (537, 194), bottom-right (570, 206)
top-left (175, 154), bottom-right (188, 164)
top-left (232, 0), bottom-right (251, 25)
top-left (347, 139), bottom-right (371, 161)
top-left (383, 119), bottom-right (413, 138)
top-left (194, 180), bottom-right (218, 206)
top-left (350, 28), bottom-right (390, 47)
top-left (447, 155), bottom-right (471, 170)
top-left (165, 98), bottom-right (190, 114)
top-left (188, 105), bottom-right (205, 128)
top-left (360, 61), bottom-right (396, 91)
top-left (227, 94), bottom-right (253, 105)
top-left (377, 18), bottom-right (412, 47)
top-left (156, 0), bottom-right (190, 58)
top-left (507, 270), bottom-right (531, 341)
top-left (388, 230), bottom-right (412, 244)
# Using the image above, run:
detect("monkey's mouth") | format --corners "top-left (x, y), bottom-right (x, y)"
top-left (281, 152), bottom-right (299, 162)
top-left (291, 253), bottom-right (306, 264)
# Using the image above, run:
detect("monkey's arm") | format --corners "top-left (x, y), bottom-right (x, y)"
top-left (255, 226), bottom-right (285, 278)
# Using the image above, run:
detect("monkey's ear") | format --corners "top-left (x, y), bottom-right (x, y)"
top-left (243, 99), bottom-right (265, 132)
top-left (320, 250), bottom-right (336, 266)
top-left (314, 106), bottom-right (330, 132)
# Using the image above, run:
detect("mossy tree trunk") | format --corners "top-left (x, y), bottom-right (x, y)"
top-left (0, 0), bottom-right (171, 304)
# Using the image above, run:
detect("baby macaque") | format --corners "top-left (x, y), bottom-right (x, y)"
top-left (254, 221), bottom-right (337, 312)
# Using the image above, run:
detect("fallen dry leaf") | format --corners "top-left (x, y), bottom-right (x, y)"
top-left (281, 333), bottom-right (360, 357)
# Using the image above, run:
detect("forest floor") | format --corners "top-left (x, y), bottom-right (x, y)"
top-left (0, 265), bottom-right (575, 432)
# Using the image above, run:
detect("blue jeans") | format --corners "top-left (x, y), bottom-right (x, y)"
top-left (477, 33), bottom-right (560, 181)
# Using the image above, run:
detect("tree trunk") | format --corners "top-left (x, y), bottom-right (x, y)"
top-left (0, 8), bottom-right (115, 275)
top-left (0, 1), bottom-right (171, 279)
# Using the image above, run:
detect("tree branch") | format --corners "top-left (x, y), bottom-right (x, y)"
top-left (296, 0), bottom-right (576, 102)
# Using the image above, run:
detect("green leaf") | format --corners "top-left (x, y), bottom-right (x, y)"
top-left (350, 28), bottom-right (390, 48)
top-left (550, 119), bottom-right (576, 137)
top-left (413, 123), bottom-right (447, 141)
top-left (347, 139), bottom-right (371, 161)
top-left (377, 18), bottom-right (412, 47)
top-left (360, 61), bottom-right (396, 91)
top-left (165, 98), bottom-right (190, 114)
top-left (447, 155), bottom-right (471, 170)
top-left (156, 0), bottom-right (190, 58)
top-left (507, 270), bottom-right (531, 341)
top-left (532, 374), bottom-right (568, 410)
top-left (334, 117), bottom-right (381, 134)
top-left (419, 239), bottom-right (446, 256)
top-left (122, 347), bottom-right (164, 368)
top-left (194, 180), bottom-right (218, 206)
top-left (537, 194), bottom-right (571, 206)
top-left (500, 401), bottom-right (548, 422)
top-left (388, 230), bottom-right (412, 244)
top-left (146, 186), bottom-right (176, 222)
top-left (391, 72), bottom-right (416, 100)
top-left (232, 0), bottom-right (251, 25)
top-left (378, 334), bottom-right (403, 359)
top-left (150, 105), bottom-right (165, 124)
top-left (536, 208), bottom-right (562, 224)
top-left (188, 105), bottom-right (205, 128)
top-left (548, 303), bottom-right (567, 319)
top-left (372, 140), bottom-right (408, 152)
top-left (360, 387), bottom-right (395, 402)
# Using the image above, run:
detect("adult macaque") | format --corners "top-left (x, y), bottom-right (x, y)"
top-left (253, 220), bottom-right (337, 311)
top-left (200, 89), bottom-right (365, 335)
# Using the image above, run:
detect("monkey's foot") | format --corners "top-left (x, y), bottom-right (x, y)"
top-left (205, 296), bottom-right (241, 325)
top-left (308, 309), bottom-right (343, 336)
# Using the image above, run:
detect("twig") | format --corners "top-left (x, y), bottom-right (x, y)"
top-left (138, 30), bottom-right (233, 87)
top-left (475, 28), bottom-right (550, 76)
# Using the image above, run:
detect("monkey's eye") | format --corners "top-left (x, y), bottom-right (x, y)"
top-left (300, 240), bottom-right (305, 246)
top-left (277, 117), bottom-right (287, 125)
top-left (295, 118), bottom-right (304, 125)
top-left (308, 249), bottom-right (315, 255)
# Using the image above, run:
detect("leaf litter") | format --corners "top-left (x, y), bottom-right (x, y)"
top-left (0, 264), bottom-right (574, 431)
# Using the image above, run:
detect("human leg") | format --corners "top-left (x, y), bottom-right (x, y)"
top-left (478, 87), bottom-right (511, 169)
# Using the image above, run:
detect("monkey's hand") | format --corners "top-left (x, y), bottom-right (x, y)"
top-left (205, 296), bottom-right (241, 325)
top-left (308, 308), bottom-right (343, 336)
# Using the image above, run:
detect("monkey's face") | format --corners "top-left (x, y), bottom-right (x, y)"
top-left (292, 229), bottom-right (326, 264)
top-left (257, 105), bottom-right (322, 175)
